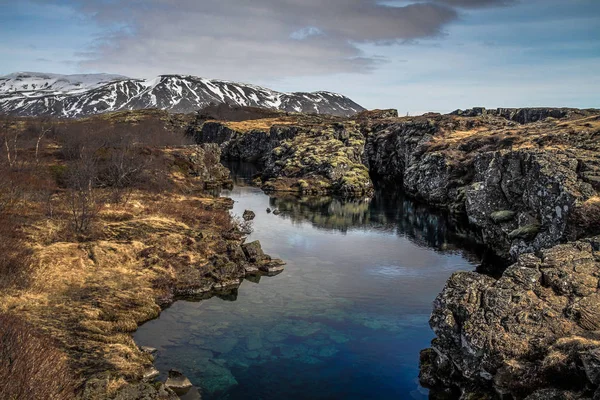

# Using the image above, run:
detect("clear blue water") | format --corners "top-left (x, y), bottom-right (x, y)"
top-left (134, 164), bottom-right (486, 400)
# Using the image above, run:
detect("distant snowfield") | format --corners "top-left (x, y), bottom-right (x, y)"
top-left (0, 72), bottom-right (130, 96)
top-left (0, 72), bottom-right (365, 118)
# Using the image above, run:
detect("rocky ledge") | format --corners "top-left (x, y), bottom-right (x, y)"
top-left (421, 236), bottom-right (600, 399)
top-left (362, 108), bottom-right (600, 260)
top-left (189, 106), bottom-right (599, 260)
top-left (188, 110), bottom-right (373, 196)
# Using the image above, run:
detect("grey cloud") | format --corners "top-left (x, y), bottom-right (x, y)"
top-left (50, 0), bottom-right (511, 81)
top-left (430, 0), bottom-right (517, 8)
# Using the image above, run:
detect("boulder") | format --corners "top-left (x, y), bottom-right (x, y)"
top-left (241, 241), bottom-right (265, 262)
top-left (242, 210), bottom-right (256, 221)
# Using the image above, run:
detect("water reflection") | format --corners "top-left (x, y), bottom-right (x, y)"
top-left (134, 161), bottom-right (491, 400)
top-left (224, 160), bottom-right (497, 268)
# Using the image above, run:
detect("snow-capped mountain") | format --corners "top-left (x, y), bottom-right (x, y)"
top-left (0, 72), bottom-right (130, 96)
top-left (0, 73), bottom-right (365, 118)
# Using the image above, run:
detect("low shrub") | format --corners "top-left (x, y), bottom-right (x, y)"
top-left (0, 313), bottom-right (77, 399)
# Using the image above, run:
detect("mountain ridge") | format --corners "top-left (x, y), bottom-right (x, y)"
top-left (0, 72), bottom-right (365, 118)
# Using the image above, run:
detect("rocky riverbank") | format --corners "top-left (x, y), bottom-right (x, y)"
top-left (0, 111), bottom-right (286, 400)
top-left (420, 235), bottom-right (600, 399)
top-left (191, 106), bottom-right (600, 259)
top-left (188, 111), bottom-right (373, 196)
top-left (188, 106), bottom-right (600, 398)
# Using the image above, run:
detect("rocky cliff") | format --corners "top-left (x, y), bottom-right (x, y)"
top-left (189, 112), bottom-right (373, 196)
top-left (190, 107), bottom-right (600, 258)
top-left (362, 110), bottom-right (600, 260)
top-left (421, 236), bottom-right (600, 399)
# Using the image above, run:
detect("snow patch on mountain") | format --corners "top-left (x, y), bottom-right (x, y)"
top-left (0, 72), bottom-right (129, 96)
top-left (0, 73), bottom-right (365, 118)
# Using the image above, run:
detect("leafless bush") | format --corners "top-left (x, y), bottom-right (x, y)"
top-left (97, 135), bottom-right (148, 204)
top-left (65, 151), bottom-right (102, 233)
top-left (1, 114), bottom-right (22, 168)
top-left (0, 313), bottom-right (76, 400)
top-left (0, 164), bottom-right (24, 214)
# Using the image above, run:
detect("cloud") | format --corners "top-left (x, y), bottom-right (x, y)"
top-left (48, 0), bottom-right (463, 80)
top-left (34, 0), bottom-right (514, 81)
top-left (430, 0), bottom-right (516, 7)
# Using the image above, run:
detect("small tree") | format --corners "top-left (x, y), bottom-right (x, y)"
top-left (34, 117), bottom-right (54, 164)
top-left (101, 134), bottom-right (147, 204)
top-left (1, 114), bottom-right (21, 168)
top-left (66, 149), bottom-right (101, 233)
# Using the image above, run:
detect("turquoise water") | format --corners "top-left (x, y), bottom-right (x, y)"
top-left (134, 165), bottom-right (486, 399)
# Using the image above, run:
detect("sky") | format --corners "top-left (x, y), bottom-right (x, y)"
top-left (0, 0), bottom-right (598, 114)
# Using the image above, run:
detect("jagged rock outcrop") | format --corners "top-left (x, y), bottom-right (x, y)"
top-left (450, 107), bottom-right (595, 124)
top-left (189, 113), bottom-right (372, 196)
top-left (189, 119), bottom-right (304, 162)
top-left (363, 111), bottom-right (600, 259)
top-left (421, 236), bottom-right (600, 399)
top-left (168, 144), bottom-right (232, 188)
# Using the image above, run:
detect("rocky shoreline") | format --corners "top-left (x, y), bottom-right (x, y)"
top-left (189, 106), bottom-right (600, 398)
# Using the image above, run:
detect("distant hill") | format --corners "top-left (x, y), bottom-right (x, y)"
top-left (0, 72), bottom-right (365, 118)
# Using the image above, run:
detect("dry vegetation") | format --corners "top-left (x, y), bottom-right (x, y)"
top-left (221, 113), bottom-right (343, 133)
top-left (0, 111), bottom-right (243, 398)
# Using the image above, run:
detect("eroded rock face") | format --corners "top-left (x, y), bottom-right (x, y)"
top-left (450, 107), bottom-right (583, 124)
top-left (191, 117), bottom-right (372, 196)
top-left (190, 120), bottom-right (303, 163)
top-left (169, 144), bottom-right (232, 188)
top-left (363, 113), bottom-right (600, 259)
top-left (421, 236), bottom-right (600, 398)
top-left (465, 149), bottom-right (592, 259)
top-left (261, 122), bottom-right (372, 196)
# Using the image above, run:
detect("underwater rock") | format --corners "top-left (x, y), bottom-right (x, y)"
top-left (165, 369), bottom-right (193, 390)
top-left (200, 360), bottom-right (239, 396)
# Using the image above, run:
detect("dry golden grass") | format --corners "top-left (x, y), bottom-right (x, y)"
top-left (224, 117), bottom-right (297, 132)
top-left (0, 133), bottom-right (243, 398)
top-left (0, 188), bottom-right (240, 397)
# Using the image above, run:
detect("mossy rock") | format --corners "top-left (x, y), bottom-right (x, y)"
top-left (297, 180), bottom-right (309, 190)
top-left (508, 224), bottom-right (540, 240)
top-left (490, 210), bottom-right (517, 223)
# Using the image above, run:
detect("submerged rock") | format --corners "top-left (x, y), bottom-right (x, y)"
top-left (114, 382), bottom-right (178, 400)
top-left (165, 369), bottom-right (193, 391)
